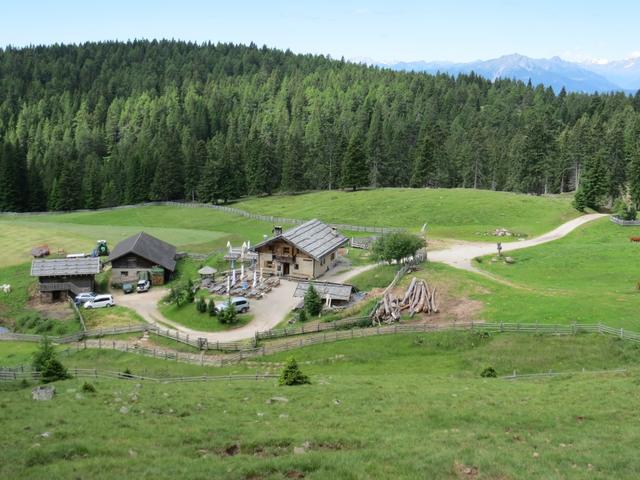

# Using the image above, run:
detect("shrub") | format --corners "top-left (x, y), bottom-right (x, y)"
top-left (82, 382), bottom-right (96, 393)
top-left (614, 199), bottom-right (637, 220)
top-left (480, 366), bottom-right (497, 378)
top-left (218, 300), bottom-right (238, 324)
top-left (42, 358), bottom-right (70, 383)
top-left (120, 368), bottom-right (134, 379)
top-left (572, 189), bottom-right (587, 212)
top-left (372, 232), bottom-right (425, 263)
top-left (208, 299), bottom-right (217, 317)
top-left (32, 336), bottom-right (56, 372)
top-left (304, 284), bottom-right (322, 317)
top-left (279, 357), bottom-right (310, 386)
top-left (298, 309), bottom-right (307, 323)
top-left (195, 297), bottom-right (207, 313)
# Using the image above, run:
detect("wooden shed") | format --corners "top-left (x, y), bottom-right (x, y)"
top-left (31, 257), bottom-right (101, 303)
top-left (293, 281), bottom-right (354, 307)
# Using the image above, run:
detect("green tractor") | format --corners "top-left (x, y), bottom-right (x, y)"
top-left (94, 240), bottom-right (109, 257)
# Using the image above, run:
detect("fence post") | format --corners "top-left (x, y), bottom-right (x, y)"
top-left (621, 328), bottom-right (624, 339)
top-left (500, 322), bottom-right (504, 333)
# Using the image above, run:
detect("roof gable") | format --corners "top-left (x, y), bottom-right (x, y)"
top-left (31, 257), bottom-right (101, 277)
top-left (253, 219), bottom-right (347, 260)
top-left (108, 232), bottom-right (177, 271)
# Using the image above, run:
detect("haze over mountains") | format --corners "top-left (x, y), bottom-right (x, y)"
top-left (364, 53), bottom-right (640, 94)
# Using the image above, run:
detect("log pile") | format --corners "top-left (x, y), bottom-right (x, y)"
top-left (401, 277), bottom-right (438, 316)
top-left (370, 277), bottom-right (438, 325)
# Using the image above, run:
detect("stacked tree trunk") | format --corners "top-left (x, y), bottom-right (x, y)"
top-left (370, 277), bottom-right (438, 325)
top-left (400, 277), bottom-right (438, 316)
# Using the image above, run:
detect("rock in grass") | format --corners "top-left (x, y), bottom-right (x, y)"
top-left (266, 396), bottom-right (289, 404)
top-left (293, 446), bottom-right (306, 455)
top-left (32, 386), bottom-right (55, 401)
top-left (119, 406), bottom-right (130, 414)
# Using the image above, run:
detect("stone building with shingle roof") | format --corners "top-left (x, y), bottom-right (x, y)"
top-left (253, 220), bottom-right (348, 279)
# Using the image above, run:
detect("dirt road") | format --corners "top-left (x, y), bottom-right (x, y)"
top-left (428, 213), bottom-right (606, 271)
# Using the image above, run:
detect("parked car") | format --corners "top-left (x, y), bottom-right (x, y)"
top-left (122, 283), bottom-right (135, 294)
top-left (74, 292), bottom-right (96, 305)
top-left (137, 279), bottom-right (151, 293)
top-left (84, 294), bottom-right (115, 309)
top-left (215, 297), bottom-right (250, 314)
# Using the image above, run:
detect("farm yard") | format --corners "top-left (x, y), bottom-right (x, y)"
top-left (2, 188), bottom-right (640, 479)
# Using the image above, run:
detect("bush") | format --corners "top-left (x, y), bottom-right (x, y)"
top-left (42, 358), bottom-right (70, 383)
top-left (572, 189), bottom-right (587, 212)
top-left (372, 232), bottom-right (425, 263)
top-left (218, 300), bottom-right (238, 324)
top-left (195, 297), bottom-right (207, 313)
top-left (32, 336), bottom-right (56, 372)
top-left (279, 357), bottom-right (310, 386)
top-left (81, 381), bottom-right (96, 393)
top-left (614, 199), bottom-right (637, 220)
top-left (480, 366), bottom-right (497, 378)
top-left (120, 368), bottom-right (134, 379)
top-left (208, 299), bottom-right (217, 317)
top-left (298, 309), bottom-right (307, 323)
top-left (304, 284), bottom-right (322, 317)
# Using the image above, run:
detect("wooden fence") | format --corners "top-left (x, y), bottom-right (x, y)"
top-left (0, 200), bottom-right (404, 234)
top-left (610, 216), bottom-right (640, 226)
top-left (0, 366), bottom-right (277, 383)
top-left (0, 324), bottom-right (253, 352)
top-left (69, 299), bottom-right (87, 332)
top-left (3, 321), bottom-right (640, 369)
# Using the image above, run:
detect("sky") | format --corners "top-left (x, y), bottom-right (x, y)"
top-left (1, 0), bottom-right (639, 63)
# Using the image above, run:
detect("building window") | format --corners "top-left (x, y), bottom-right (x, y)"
top-left (294, 264), bottom-right (299, 270)
top-left (121, 271), bottom-right (129, 277)
top-left (283, 247), bottom-right (290, 255)
top-left (331, 252), bottom-right (336, 260)
top-left (266, 261), bottom-right (273, 268)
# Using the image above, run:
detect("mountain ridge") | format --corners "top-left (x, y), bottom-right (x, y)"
top-left (364, 53), bottom-right (639, 93)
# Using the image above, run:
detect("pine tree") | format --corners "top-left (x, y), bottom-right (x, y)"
top-left (304, 283), bottom-right (322, 317)
top-left (341, 133), bottom-right (367, 191)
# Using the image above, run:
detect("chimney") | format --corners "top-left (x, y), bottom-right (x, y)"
top-left (273, 226), bottom-right (283, 236)
top-left (331, 227), bottom-right (338, 237)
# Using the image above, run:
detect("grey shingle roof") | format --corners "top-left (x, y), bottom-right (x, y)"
top-left (31, 257), bottom-right (101, 277)
top-left (254, 219), bottom-right (347, 261)
top-left (293, 281), bottom-right (354, 301)
top-left (108, 232), bottom-right (177, 271)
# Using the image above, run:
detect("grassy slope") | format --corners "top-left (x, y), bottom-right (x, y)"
top-left (2, 332), bottom-right (640, 479)
top-left (236, 188), bottom-right (579, 240)
top-left (474, 217), bottom-right (640, 329)
top-left (0, 206), bottom-right (283, 268)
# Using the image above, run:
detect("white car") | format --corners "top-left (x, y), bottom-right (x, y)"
top-left (84, 294), bottom-right (115, 309)
top-left (137, 280), bottom-right (151, 293)
top-left (74, 292), bottom-right (96, 305)
top-left (216, 297), bottom-right (250, 314)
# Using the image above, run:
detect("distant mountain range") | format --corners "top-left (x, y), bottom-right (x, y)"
top-left (360, 53), bottom-right (640, 94)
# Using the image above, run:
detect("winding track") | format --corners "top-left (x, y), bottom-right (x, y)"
top-left (115, 213), bottom-right (607, 342)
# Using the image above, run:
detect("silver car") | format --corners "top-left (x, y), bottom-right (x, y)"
top-left (216, 297), bottom-right (250, 314)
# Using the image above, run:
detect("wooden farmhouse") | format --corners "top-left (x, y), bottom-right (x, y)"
top-left (253, 220), bottom-right (347, 280)
top-left (108, 232), bottom-right (177, 286)
top-left (31, 257), bottom-right (101, 302)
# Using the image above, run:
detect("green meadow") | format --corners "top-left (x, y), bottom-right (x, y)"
top-left (2, 331), bottom-right (640, 479)
top-left (236, 188), bottom-right (580, 240)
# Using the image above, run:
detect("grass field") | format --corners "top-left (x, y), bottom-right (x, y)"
top-left (236, 188), bottom-right (580, 240)
top-left (2, 331), bottom-right (640, 479)
top-left (0, 206), bottom-right (283, 268)
top-left (472, 218), bottom-right (640, 329)
top-left (159, 300), bottom-right (253, 332)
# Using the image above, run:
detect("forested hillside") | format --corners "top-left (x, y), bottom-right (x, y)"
top-left (0, 40), bottom-right (640, 212)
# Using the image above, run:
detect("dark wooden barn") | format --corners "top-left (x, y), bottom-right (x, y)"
top-left (108, 232), bottom-right (177, 286)
top-left (31, 257), bottom-right (102, 303)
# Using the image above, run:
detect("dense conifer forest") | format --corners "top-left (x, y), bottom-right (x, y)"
top-left (0, 40), bottom-right (639, 212)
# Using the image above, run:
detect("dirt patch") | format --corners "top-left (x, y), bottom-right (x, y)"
top-left (444, 297), bottom-right (485, 322)
top-left (26, 299), bottom-right (74, 320)
top-left (453, 461), bottom-right (479, 478)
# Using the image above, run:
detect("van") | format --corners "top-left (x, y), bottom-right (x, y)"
top-left (137, 279), bottom-right (151, 293)
top-left (84, 294), bottom-right (115, 309)
top-left (215, 297), bottom-right (250, 314)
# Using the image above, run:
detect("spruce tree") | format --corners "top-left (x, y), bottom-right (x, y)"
top-left (341, 133), bottom-right (367, 191)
